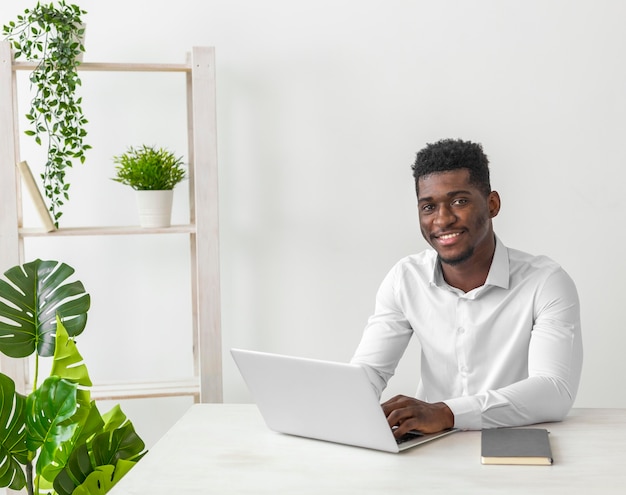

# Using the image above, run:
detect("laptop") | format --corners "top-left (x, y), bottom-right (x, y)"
top-left (231, 348), bottom-right (457, 453)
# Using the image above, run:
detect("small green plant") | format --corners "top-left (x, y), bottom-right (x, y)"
top-left (2, 1), bottom-right (91, 227)
top-left (0, 259), bottom-right (147, 495)
top-left (112, 145), bottom-right (186, 190)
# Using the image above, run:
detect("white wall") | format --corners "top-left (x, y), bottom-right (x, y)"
top-left (2, 0), bottom-right (625, 447)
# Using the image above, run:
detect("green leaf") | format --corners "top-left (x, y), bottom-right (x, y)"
top-left (100, 405), bottom-right (128, 433)
top-left (39, 400), bottom-right (104, 483)
top-left (71, 459), bottom-right (137, 495)
top-left (36, 321), bottom-right (99, 483)
top-left (72, 464), bottom-right (115, 495)
top-left (0, 374), bottom-right (27, 490)
top-left (93, 421), bottom-right (146, 467)
top-left (50, 317), bottom-right (92, 387)
top-left (53, 420), bottom-right (146, 495)
top-left (0, 259), bottom-right (90, 358)
top-left (26, 376), bottom-right (78, 468)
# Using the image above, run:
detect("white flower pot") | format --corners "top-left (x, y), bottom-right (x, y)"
top-left (136, 190), bottom-right (174, 228)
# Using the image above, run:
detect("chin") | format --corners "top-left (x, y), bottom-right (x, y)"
top-left (439, 248), bottom-right (474, 266)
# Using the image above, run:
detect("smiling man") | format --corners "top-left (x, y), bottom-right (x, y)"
top-left (351, 138), bottom-right (583, 438)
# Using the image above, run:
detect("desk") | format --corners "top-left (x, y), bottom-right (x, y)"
top-left (109, 405), bottom-right (626, 494)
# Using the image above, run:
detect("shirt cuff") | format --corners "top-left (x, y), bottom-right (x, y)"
top-left (443, 396), bottom-right (483, 430)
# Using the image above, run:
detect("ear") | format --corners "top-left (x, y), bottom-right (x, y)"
top-left (488, 191), bottom-right (501, 218)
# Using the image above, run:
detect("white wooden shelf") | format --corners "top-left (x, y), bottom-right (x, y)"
top-left (26, 378), bottom-right (202, 401)
top-left (0, 43), bottom-right (223, 404)
top-left (12, 61), bottom-right (190, 73)
top-left (19, 224), bottom-right (197, 237)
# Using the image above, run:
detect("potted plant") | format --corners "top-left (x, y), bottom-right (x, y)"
top-left (0, 259), bottom-right (147, 495)
top-left (112, 145), bottom-right (186, 228)
top-left (2, 1), bottom-right (90, 227)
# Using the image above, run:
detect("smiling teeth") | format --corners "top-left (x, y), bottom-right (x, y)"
top-left (439, 233), bottom-right (460, 240)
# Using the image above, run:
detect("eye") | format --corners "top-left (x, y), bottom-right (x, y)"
top-left (452, 198), bottom-right (469, 207)
top-left (420, 203), bottom-right (435, 213)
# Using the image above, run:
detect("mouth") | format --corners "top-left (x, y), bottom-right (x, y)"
top-left (433, 231), bottom-right (463, 246)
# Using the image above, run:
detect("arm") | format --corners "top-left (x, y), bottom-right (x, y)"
top-left (446, 268), bottom-right (583, 430)
top-left (350, 263), bottom-right (413, 398)
top-left (350, 261), bottom-right (448, 437)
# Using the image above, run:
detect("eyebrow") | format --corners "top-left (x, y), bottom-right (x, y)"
top-left (418, 189), bottom-right (473, 203)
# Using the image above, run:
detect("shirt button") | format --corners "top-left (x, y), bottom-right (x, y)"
top-left (460, 366), bottom-right (468, 375)
top-left (458, 327), bottom-right (465, 334)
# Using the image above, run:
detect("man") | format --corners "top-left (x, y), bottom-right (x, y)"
top-left (351, 138), bottom-right (582, 438)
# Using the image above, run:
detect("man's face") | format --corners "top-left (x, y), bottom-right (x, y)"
top-left (417, 169), bottom-right (500, 266)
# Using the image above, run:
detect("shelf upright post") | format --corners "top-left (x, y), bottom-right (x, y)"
top-left (188, 46), bottom-right (223, 402)
top-left (0, 41), bottom-right (28, 392)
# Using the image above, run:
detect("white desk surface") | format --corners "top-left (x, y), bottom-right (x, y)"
top-left (109, 405), bottom-right (626, 495)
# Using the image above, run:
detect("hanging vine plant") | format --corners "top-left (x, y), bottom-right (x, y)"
top-left (2, 1), bottom-right (91, 226)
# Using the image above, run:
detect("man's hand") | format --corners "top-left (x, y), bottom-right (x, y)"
top-left (382, 395), bottom-right (454, 438)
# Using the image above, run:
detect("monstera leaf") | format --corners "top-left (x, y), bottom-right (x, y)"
top-left (26, 376), bottom-right (80, 462)
top-left (33, 319), bottom-right (97, 482)
top-left (50, 314), bottom-right (93, 388)
top-left (0, 259), bottom-right (90, 357)
top-left (0, 374), bottom-right (28, 490)
top-left (40, 400), bottom-right (105, 484)
top-left (72, 459), bottom-right (136, 494)
top-left (53, 419), bottom-right (146, 495)
top-left (70, 463), bottom-right (132, 495)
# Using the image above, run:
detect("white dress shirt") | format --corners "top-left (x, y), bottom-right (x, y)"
top-left (351, 236), bottom-right (583, 430)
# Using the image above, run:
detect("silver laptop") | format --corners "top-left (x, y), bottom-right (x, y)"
top-left (231, 348), bottom-right (457, 453)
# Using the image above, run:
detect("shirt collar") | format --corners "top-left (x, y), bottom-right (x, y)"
top-left (485, 236), bottom-right (509, 289)
top-left (429, 235), bottom-right (510, 290)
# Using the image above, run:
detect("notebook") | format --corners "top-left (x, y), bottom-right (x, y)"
top-left (481, 428), bottom-right (553, 465)
top-left (231, 348), bottom-right (457, 453)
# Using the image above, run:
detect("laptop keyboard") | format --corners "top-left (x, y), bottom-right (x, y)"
top-left (395, 430), bottom-right (424, 445)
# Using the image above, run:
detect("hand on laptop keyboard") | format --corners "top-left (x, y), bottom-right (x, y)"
top-left (383, 395), bottom-right (454, 438)
top-left (393, 428), bottom-right (424, 445)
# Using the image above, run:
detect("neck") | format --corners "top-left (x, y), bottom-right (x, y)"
top-left (440, 235), bottom-right (496, 293)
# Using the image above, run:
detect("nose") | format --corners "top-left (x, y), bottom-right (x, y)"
top-left (433, 205), bottom-right (456, 228)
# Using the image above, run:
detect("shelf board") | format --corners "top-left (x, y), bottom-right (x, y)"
top-left (27, 378), bottom-right (201, 401)
top-left (19, 224), bottom-right (196, 237)
top-left (90, 378), bottom-right (200, 401)
top-left (12, 61), bottom-right (191, 73)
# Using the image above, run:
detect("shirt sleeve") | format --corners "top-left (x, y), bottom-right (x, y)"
top-left (350, 263), bottom-right (413, 398)
top-left (445, 267), bottom-right (583, 430)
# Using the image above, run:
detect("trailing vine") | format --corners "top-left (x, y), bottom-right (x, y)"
top-left (3, 1), bottom-right (90, 226)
